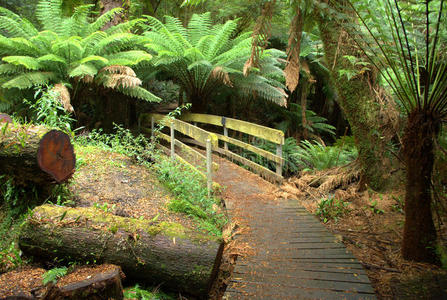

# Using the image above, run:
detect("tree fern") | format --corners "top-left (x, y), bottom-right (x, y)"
top-left (143, 13), bottom-right (285, 113)
top-left (0, 0), bottom-right (159, 114)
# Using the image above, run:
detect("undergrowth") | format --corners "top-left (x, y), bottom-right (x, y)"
top-left (315, 195), bottom-right (350, 223)
top-left (124, 284), bottom-right (174, 300)
top-left (74, 125), bottom-right (226, 237)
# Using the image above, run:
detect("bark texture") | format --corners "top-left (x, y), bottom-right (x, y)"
top-left (317, 0), bottom-right (398, 190)
top-left (19, 205), bottom-right (224, 298)
top-left (401, 110), bottom-right (439, 264)
top-left (0, 125), bottom-right (75, 186)
top-left (44, 267), bottom-right (123, 300)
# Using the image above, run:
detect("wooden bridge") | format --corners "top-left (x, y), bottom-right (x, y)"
top-left (139, 113), bottom-right (376, 299)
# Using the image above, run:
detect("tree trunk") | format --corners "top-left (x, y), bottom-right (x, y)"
top-left (317, 0), bottom-right (397, 190)
top-left (401, 110), bottom-right (439, 264)
top-left (0, 124), bottom-right (75, 186)
top-left (19, 205), bottom-right (224, 299)
top-left (99, 0), bottom-right (128, 29)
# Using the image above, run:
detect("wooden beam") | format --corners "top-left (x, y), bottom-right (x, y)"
top-left (149, 114), bottom-right (218, 148)
top-left (180, 113), bottom-right (284, 145)
top-left (156, 132), bottom-right (219, 172)
top-left (214, 133), bottom-right (283, 165)
top-left (214, 147), bottom-right (283, 184)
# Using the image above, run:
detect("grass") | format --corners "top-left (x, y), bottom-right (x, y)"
top-left (74, 125), bottom-right (226, 237)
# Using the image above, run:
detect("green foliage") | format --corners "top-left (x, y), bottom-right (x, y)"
top-left (153, 155), bottom-right (226, 236)
top-left (24, 86), bottom-right (75, 132)
top-left (42, 267), bottom-right (68, 285)
top-left (315, 195), bottom-right (350, 223)
top-left (75, 123), bottom-right (226, 236)
top-left (143, 12), bottom-right (285, 110)
top-left (272, 104), bottom-right (336, 137)
top-left (93, 202), bottom-right (116, 213)
top-left (0, 0), bottom-right (159, 107)
top-left (391, 195), bottom-right (404, 213)
top-left (0, 242), bottom-right (23, 271)
top-left (367, 198), bottom-right (384, 215)
top-left (292, 139), bottom-right (358, 171)
top-left (124, 284), bottom-right (174, 300)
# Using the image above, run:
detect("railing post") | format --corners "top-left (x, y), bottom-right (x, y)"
top-left (151, 116), bottom-right (155, 138)
top-left (170, 121), bottom-right (175, 159)
top-left (223, 125), bottom-right (228, 151)
top-left (276, 143), bottom-right (282, 177)
top-left (206, 138), bottom-right (212, 197)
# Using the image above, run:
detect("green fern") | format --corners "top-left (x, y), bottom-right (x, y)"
top-left (143, 13), bottom-right (285, 111)
top-left (0, 0), bottom-right (160, 107)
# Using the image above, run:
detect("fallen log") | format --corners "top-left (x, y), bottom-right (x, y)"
top-left (19, 205), bottom-right (224, 299)
top-left (0, 123), bottom-right (75, 185)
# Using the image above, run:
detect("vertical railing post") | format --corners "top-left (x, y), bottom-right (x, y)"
top-left (276, 143), bottom-right (283, 177)
top-left (206, 138), bottom-right (212, 197)
top-left (223, 125), bottom-right (228, 151)
top-left (151, 116), bottom-right (155, 138)
top-left (170, 120), bottom-right (175, 159)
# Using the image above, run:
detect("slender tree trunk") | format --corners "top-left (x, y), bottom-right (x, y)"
top-left (317, 0), bottom-right (396, 190)
top-left (401, 110), bottom-right (439, 264)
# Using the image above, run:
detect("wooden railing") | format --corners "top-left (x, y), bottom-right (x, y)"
top-left (139, 113), bottom-right (218, 195)
top-left (179, 113), bottom-right (284, 183)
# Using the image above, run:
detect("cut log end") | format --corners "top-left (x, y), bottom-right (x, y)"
top-left (37, 130), bottom-right (76, 183)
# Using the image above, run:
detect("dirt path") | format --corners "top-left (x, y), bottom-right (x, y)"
top-left (213, 156), bottom-right (376, 299)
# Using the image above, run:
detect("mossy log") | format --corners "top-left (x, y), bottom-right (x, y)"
top-left (19, 205), bottom-right (224, 299)
top-left (0, 123), bottom-right (75, 185)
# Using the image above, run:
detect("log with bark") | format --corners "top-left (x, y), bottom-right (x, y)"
top-left (19, 205), bottom-right (224, 299)
top-left (0, 122), bottom-right (75, 186)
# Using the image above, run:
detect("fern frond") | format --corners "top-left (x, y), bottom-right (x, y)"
top-left (92, 33), bottom-right (142, 56)
top-left (105, 19), bottom-right (142, 35)
top-left (2, 72), bottom-right (57, 89)
top-left (88, 8), bottom-right (123, 34)
top-left (2, 56), bottom-right (41, 70)
top-left (0, 64), bottom-right (25, 75)
top-left (187, 13), bottom-right (212, 45)
top-left (79, 55), bottom-right (109, 65)
top-left (106, 51), bottom-right (152, 66)
top-left (118, 86), bottom-right (161, 102)
top-left (68, 64), bottom-right (98, 77)
top-left (205, 19), bottom-right (238, 59)
top-left (38, 54), bottom-right (68, 65)
top-left (67, 4), bottom-right (93, 37)
top-left (81, 31), bottom-right (108, 56)
top-left (51, 38), bottom-right (83, 61)
top-left (0, 7), bottom-right (38, 38)
top-left (36, 0), bottom-right (63, 34)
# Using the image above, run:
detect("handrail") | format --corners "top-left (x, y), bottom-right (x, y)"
top-left (144, 113), bottom-right (218, 195)
top-left (179, 113), bottom-right (284, 181)
top-left (180, 113), bottom-right (284, 144)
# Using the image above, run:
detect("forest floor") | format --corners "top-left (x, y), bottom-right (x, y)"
top-left (277, 165), bottom-right (447, 299)
top-left (0, 145), bottom-right (220, 299)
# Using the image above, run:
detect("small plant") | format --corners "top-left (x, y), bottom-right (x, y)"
top-left (93, 202), bottom-right (116, 213)
top-left (391, 195), bottom-right (404, 213)
top-left (124, 284), bottom-right (172, 300)
top-left (366, 195), bottom-right (385, 214)
top-left (42, 267), bottom-right (68, 285)
top-left (25, 86), bottom-right (75, 133)
top-left (315, 196), bottom-right (350, 223)
top-left (0, 242), bottom-right (24, 271)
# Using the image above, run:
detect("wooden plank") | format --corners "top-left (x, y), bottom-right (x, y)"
top-left (214, 132), bottom-right (283, 164)
top-left (149, 114), bottom-right (218, 147)
top-left (214, 147), bottom-right (283, 183)
top-left (233, 268), bottom-right (371, 284)
top-left (180, 113), bottom-right (284, 144)
top-left (156, 132), bottom-right (219, 171)
top-left (228, 280), bottom-right (376, 297)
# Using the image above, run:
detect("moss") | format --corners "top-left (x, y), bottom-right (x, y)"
top-left (28, 205), bottom-right (220, 243)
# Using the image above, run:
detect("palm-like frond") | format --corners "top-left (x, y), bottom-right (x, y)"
top-left (0, 0), bottom-right (158, 106)
top-left (144, 13), bottom-right (286, 110)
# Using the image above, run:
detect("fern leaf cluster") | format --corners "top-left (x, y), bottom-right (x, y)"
top-left (0, 0), bottom-right (159, 111)
top-left (143, 13), bottom-right (286, 109)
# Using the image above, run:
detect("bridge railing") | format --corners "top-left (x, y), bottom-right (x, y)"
top-left (179, 113), bottom-right (284, 183)
top-left (139, 113), bottom-right (218, 195)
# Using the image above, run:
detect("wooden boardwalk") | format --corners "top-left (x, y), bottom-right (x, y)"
top-left (213, 157), bottom-right (376, 300)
